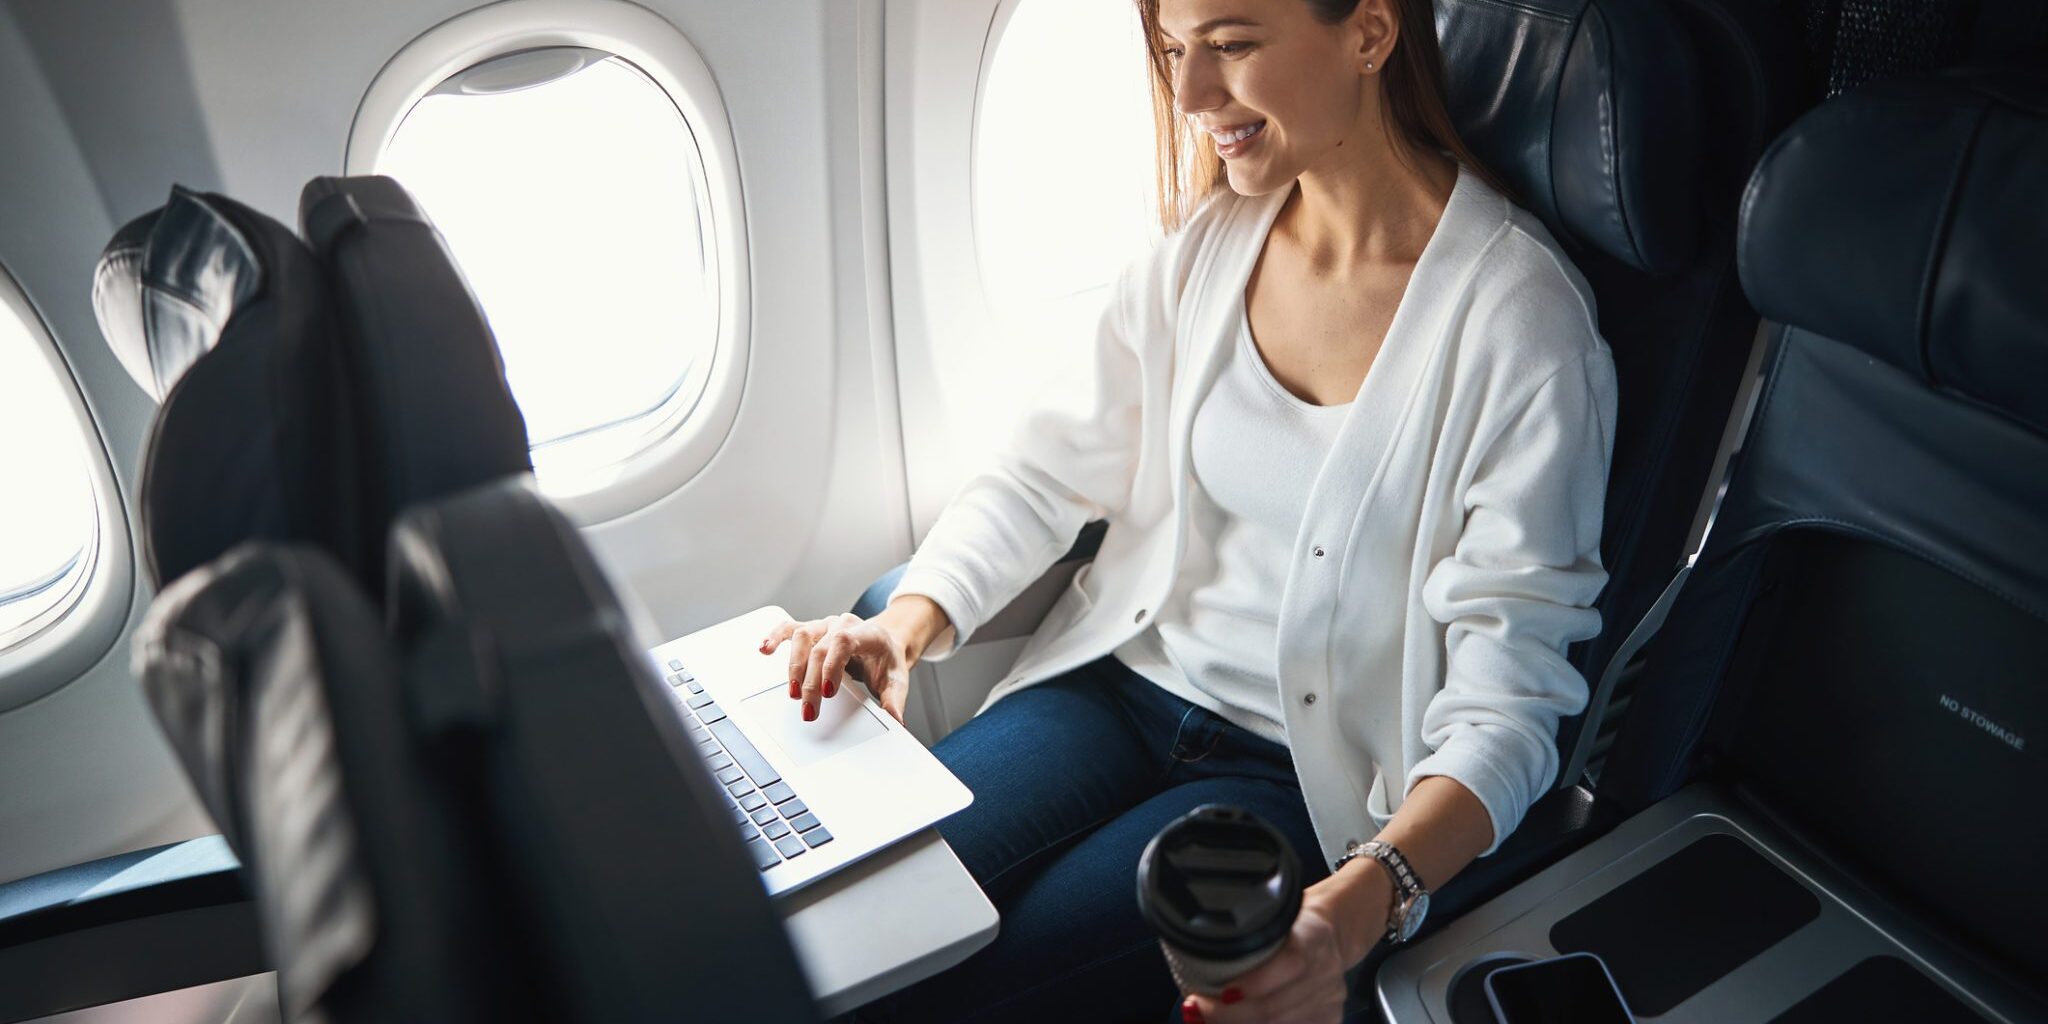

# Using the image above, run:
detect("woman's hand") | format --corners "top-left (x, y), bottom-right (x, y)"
top-left (1182, 858), bottom-right (1392, 1024)
top-left (759, 611), bottom-right (916, 725)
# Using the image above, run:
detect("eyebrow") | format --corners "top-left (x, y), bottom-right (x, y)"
top-left (1158, 17), bottom-right (1261, 42)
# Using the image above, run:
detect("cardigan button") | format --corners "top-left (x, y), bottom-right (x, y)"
top-left (1312, 546), bottom-right (1325, 558)
top-left (1134, 609), bottom-right (1147, 623)
top-left (1304, 692), bottom-right (1318, 705)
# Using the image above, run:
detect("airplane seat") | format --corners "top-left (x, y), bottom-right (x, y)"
top-left (91, 187), bottom-right (371, 590)
top-left (297, 175), bottom-right (534, 597)
top-left (1597, 66), bottom-right (2048, 990)
top-left (130, 476), bottom-right (820, 1022)
top-left (1434, 0), bottom-right (1805, 797)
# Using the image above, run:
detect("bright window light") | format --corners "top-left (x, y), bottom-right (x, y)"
top-left (970, 0), bottom-right (1161, 459)
top-left (376, 51), bottom-right (716, 493)
top-left (0, 289), bottom-right (100, 650)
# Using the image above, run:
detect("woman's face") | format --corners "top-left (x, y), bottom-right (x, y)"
top-left (1156, 0), bottom-right (1388, 196)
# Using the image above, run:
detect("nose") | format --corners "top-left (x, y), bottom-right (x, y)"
top-left (1171, 52), bottom-right (1225, 120)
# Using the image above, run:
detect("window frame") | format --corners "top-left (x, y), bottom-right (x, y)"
top-left (347, 0), bottom-right (749, 524)
top-left (0, 262), bottom-right (134, 712)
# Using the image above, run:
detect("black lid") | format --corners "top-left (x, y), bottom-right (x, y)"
top-left (1135, 804), bottom-right (1303, 961)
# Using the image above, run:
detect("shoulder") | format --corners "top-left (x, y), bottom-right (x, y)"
top-left (1451, 181), bottom-right (1613, 405)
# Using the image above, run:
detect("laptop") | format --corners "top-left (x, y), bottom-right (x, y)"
top-left (648, 605), bottom-right (974, 898)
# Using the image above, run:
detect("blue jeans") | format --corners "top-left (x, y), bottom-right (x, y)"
top-left (848, 654), bottom-right (1334, 1024)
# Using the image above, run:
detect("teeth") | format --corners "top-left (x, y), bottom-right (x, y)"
top-left (1214, 122), bottom-right (1265, 144)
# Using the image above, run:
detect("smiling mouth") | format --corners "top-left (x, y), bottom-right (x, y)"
top-left (1209, 121), bottom-right (1267, 145)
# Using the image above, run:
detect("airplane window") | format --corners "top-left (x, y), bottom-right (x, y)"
top-left (970, 0), bottom-right (1161, 455)
top-left (0, 278), bottom-right (102, 652)
top-left (374, 49), bottom-right (717, 494)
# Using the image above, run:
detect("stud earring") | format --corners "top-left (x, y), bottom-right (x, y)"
top-left (1365, 60), bottom-right (1375, 70)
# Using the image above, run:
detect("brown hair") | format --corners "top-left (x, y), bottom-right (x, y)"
top-left (1135, 0), bottom-right (1514, 231)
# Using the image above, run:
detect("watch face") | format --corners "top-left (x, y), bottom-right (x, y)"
top-left (1398, 891), bottom-right (1430, 942)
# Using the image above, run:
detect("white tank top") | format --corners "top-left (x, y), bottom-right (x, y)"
top-left (1113, 302), bottom-right (1351, 745)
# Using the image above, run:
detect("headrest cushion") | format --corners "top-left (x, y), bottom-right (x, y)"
top-left (1739, 70), bottom-right (2048, 436)
top-left (111, 188), bottom-right (368, 587)
top-left (1438, 0), bottom-right (1704, 274)
top-left (93, 189), bottom-right (262, 400)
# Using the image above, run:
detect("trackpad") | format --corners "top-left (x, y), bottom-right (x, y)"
top-left (739, 687), bottom-right (890, 766)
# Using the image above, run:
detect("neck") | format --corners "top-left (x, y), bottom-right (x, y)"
top-left (1276, 97), bottom-right (1458, 275)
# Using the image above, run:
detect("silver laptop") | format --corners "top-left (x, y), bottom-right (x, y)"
top-left (648, 606), bottom-right (973, 897)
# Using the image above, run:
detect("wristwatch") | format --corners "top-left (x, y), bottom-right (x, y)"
top-left (1333, 839), bottom-right (1430, 945)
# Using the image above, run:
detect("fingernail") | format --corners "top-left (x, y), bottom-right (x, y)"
top-left (803, 701), bottom-right (817, 722)
top-left (824, 677), bottom-right (837, 699)
top-left (1181, 998), bottom-right (1204, 1024)
top-left (789, 678), bottom-right (800, 699)
top-left (1220, 988), bottom-right (1243, 1005)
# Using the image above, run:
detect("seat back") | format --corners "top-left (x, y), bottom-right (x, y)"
top-left (1600, 70), bottom-right (2048, 984)
top-left (1436, 0), bottom-right (1804, 787)
top-left (137, 544), bottom-right (527, 1022)
top-left (385, 478), bottom-right (819, 1023)
top-left (93, 188), bottom-right (369, 589)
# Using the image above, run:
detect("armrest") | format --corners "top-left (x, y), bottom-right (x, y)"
top-left (850, 520), bottom-right (1108, 622)
top-left (0, 837), bottom-right (266, 1023)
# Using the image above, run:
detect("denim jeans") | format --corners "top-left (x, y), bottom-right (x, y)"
top-left (847, 654), bottom-right (1339, 1024)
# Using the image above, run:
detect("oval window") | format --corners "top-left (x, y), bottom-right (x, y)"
top-left (0, 282), bottom-right (102, 651)
top-left (374, 48), bottom-right (717, 494)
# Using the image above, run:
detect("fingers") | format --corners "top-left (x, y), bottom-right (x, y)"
top-left (879, 668), bottom-right (910, 725)
top-left (785, 623), bottom-right (818, 699)
top-left (818, 630), bottom-right (854, 701)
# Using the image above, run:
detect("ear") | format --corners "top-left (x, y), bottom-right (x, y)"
top-left (1348, 0), bottom-right (1399, 73)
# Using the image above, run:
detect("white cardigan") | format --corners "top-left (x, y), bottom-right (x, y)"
top-left (894, 168), bottom-right (1617, 861)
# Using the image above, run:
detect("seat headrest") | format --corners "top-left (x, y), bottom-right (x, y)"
top-left (1438, 0), bottom-right (1704, 274)
top-left (1739, 70), bottom-right (2048, 436)
top-left (93, 188), bottom-right (263, 400)
top-left (103, 188), bottom-right (369, 588)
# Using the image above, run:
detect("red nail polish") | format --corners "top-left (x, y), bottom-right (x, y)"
top-left (1181, 998), bottom-right (1205, 1024)
top-left (1220, 987), bottom-right (1243, 1005)
top-left (789, 679), bottom-right (800, 698)
top-left (803, 702), bottom-right (817, 722)
top-left (824, 677), bottom-right (837, 699)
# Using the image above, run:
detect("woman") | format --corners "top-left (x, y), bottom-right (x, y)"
top-left (763, 0), bottom-right (1615, 1020)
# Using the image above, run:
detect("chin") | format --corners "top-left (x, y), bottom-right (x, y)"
top-left (1224, 163), bottom-right (1294, 197)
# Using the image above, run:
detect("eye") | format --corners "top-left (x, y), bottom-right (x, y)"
top-left (1212, 41), bottom-right (1253, 56)
top-left (1160, 45), bottom-right (1184, 63)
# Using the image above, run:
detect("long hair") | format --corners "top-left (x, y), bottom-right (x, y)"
top-left (1134, 0), bottom-right (1514, 231)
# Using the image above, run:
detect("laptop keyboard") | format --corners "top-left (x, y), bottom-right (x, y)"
top-left (667, 660), bottom-right (833, 872)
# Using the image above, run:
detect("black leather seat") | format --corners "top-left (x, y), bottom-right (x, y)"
top-left (1600, 68), bottom-right (2048, 990)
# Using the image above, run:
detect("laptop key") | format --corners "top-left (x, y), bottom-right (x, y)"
top-left (686, 691), bottom-right (715, 710)
top-left (706, 752), bottom-right (734, 772)
top-left (801, 827), bottom-right (833, 849)
top-left (706, 719), bottom-right (782, 786)
top-left (745, 838), bottom-right (780, 871)
top-left (740, 792), bottom-right (769, 812)
top-left (778, 799), bottom-right (808, 820)
top-left (715, 765), bottom-right (745, 785)
top-left (699, 703), bottom-right (728, 725)
top-left (727, 781), bottom-right (755, 799)
top-left (668, 658), bottom-right (685, 671)
top-left (788, 811), bottom-right (822, 833)
top-left (686, 680), bottom-right (705, 694)
top-left (762, 819), bottom-right (792, 840)
top-left (773, 834), bottom-right (807, 859)
top-left (762, 781), bottom-right (796, 805)
top-left (751, 805), bottom-right (779, 825)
